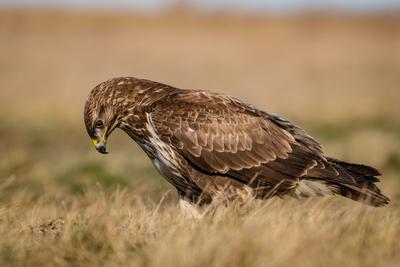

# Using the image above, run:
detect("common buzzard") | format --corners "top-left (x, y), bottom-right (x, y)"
top-left (84, 77), bottom-right (389, 214)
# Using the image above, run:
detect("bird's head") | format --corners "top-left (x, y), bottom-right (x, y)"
top-left (84, 108), bottom-right (115, 154)
top-left (84, 102), bottom-right (118, 154)
top-left (84, 78), bottom-right (132, 154)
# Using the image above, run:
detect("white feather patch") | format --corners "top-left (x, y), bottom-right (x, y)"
top-left (145, 113), bottom-right (181, 174)
top-left (294, 180), bottom-right (334, 197)
top-left (179, 198), bottom-right (202, 219)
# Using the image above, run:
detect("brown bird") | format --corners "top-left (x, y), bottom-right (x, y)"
top-left (84, 77), bottom-right (389, 214)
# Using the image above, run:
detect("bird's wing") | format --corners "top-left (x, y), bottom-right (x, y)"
top-left (148, 91), bottom-right (330, 191)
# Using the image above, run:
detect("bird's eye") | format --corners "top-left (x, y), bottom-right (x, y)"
top-left (95, 120), bottom-right (104, 129)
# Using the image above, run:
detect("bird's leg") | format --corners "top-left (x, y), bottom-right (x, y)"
top-left (179, 197), bottom-right (203, 219)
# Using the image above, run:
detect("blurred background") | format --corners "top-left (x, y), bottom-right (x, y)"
top-left (0, 0), bottom-right (399, 202)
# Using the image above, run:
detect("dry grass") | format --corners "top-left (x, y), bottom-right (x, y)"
top-left (1, 184), bottom-right (399, 267)
top-left (0, 9), bottom-right (400, 267)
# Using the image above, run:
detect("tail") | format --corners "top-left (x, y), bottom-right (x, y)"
top-left (327, 158), bottom-right (389, 207)
top-left (298, 157), bottom-right (390, 207)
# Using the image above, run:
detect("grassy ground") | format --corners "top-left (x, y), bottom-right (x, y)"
top-left (0, 9), bottom-right (399, 267)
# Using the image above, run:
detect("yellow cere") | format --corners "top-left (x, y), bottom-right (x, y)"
top-left (91, 127), bottom-right (107, 147)
top-left (92, 139), bottom-right (99, 147)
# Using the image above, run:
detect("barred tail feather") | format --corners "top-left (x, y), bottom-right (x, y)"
top-left (331, 181), bottom-right (390, 207)
top-left (297, 158), bottom-right (390, 207)
top-left (326, 158), bottom-right (389, 207)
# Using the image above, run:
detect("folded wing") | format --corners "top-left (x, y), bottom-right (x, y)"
top-left (148, 91), bottom-right (329, 194)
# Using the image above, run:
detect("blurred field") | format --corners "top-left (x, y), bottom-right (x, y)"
top-left (0, 8), bottom-right (400, 267)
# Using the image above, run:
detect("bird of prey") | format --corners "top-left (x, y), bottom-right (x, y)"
top-left (84, 77), bottom-right (389, 214)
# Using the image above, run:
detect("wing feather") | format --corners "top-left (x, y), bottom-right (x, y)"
top-left (149, 91), bottom-right (324, 192)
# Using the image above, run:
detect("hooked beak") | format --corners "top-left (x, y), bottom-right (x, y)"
top-left (92, 139), bottom-right (108, 154)
top-left (92, 127), bottom-right (108, 154)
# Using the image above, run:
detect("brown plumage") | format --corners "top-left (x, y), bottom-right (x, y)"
top-left (84, 77), bottom-right (389, 209)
